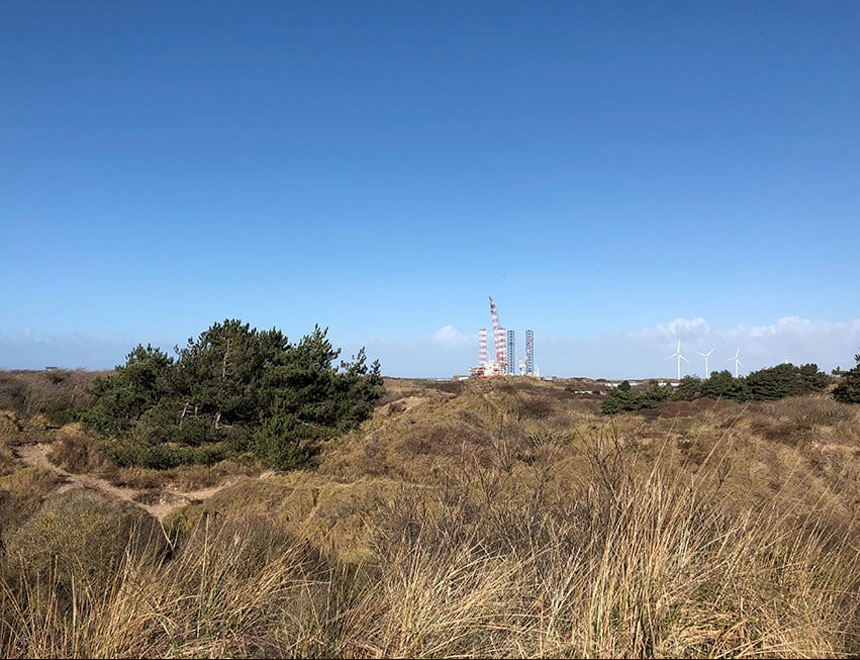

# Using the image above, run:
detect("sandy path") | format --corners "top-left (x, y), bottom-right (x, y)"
top-left (11, 442), bottom-right (236, 521)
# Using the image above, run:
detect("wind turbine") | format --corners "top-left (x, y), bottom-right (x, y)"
top-left (665, 339), bottom-right (689, 381)
top-left (695, 347), bottom-right (717, 378)
top-left (727, 347), bottom-right (744, 378)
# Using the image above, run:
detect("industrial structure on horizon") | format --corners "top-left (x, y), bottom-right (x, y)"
top-left (469, 297), bottom-right (537, 378)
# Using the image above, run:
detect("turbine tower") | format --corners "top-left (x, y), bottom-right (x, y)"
top-left (665, 339), bottom-right (689, 381)
top-left (695, 347), bottom-right (717, 378)
top-left (727, 347), bottom-right (744, 378)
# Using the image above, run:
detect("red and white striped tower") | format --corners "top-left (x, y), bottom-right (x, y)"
top-left (489, 297), bottom-right (507, 372)
top-left (478, 327), bottom-right (488, 365)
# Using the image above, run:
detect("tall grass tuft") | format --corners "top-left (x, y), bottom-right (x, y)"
top-left (3, 430), bottom-right (856, 657)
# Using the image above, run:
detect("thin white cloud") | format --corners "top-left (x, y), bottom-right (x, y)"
top-left (744, 316), bottom-right (860, 340)
top-left (432, 325), bottom-right (474, 346)
top-left (633, 316), bottom-right (860, 377)
top-left (657, 317), bottom-right (711, 337)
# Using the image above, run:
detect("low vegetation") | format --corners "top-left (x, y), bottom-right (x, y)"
top-left (0, 368), bottom-right (99, 424)
top-left (1, 351), bottom-right (860, 657)
top-left (81, 319), bottom-right (384, 470)
top-left (602, 362), bottom-right (831, 414)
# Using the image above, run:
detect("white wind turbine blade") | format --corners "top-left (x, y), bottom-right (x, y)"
top-left (665, 354), bottom-right (676, 360)
top-left (680, 354), bottom-right (690, 363)
top-left (737, 360), bottom-right (745, 369)
top-left (706, 347), bottom-right (717, 356)
top-left (695, 351), bottom-right (707, 357)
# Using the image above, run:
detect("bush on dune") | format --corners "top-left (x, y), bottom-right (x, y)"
top-left (603, 363), bottom-right (831, 415)
top-left (0, 466), bottom-right (64, 534)
top-left (834, 348), bottom-right (860, 404)
top-left (3, 490), bottom-right (165, 593)
top-left (81, 320), bottom-right (384, 470)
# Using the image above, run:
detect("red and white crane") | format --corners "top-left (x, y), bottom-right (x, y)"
top-left (489, 296), bottom-right (507, 373)
top-left (470, 296), bottom-right (507, 377)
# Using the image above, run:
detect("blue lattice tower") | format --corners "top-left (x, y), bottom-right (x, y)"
top-left (525, 330), bottom-right (534, 375)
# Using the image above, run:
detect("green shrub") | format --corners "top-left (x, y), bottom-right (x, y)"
top-left (833, 350), bottom-right (860, 404)
top-left (746, 363), bottom-right (829, 400)
top-left (253, 415), bottom-right (312, 470)
top-left (605, 364), bottom-right (830, 415)
top-left (674, 376), bottom-right (702, 401)
top-left (82, 345), bottom-right (174, 437)
top-left (104, 443), bottom-right (233, 469)
top-left (700, 370), bottom-right (749, 401)
top-left (602, 380), bottom-right (673, 415)
top-left (82, 320), bottom-right (384, 470)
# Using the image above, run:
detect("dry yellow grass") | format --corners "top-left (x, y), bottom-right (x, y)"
top-left (1, 378), bottom-right (859, 657)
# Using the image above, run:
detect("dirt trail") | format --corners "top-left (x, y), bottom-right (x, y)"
top-left (11, 442), bottom-right (236, 521)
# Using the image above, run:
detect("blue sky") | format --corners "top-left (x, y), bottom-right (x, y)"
top-left (2, 1), bottom-right (859, 378)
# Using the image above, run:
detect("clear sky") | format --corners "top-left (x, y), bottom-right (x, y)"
top-left (2, 1), bottom-right (859, 378)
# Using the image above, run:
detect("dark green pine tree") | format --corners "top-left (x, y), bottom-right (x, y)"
top-left (833, 349), bottom-right (860, 404)
top-left (82, 319), bottom-right (385, 470)
top-left (674, 376), bottom-right (702, 401)
top-left (746, 363), bottom-right (829, 400)
top-left (746, 364), bottom-right (794, 400)
top-left (700, 370), bottom-right (749, 401)
top-left (253, 325), bottom-right (384, 468)
top-left (173, 319), bottom-right (268, 427)
top-left (797, 363), bottom-right (829, 392)
top-left (83, 344), bottom-right (174, 436)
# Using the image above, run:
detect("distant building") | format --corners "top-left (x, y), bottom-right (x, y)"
top-left (506, 329), bottom-right (515, 375)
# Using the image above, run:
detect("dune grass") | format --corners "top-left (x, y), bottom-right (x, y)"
top-left (1, 380), bottom-right (859, 657)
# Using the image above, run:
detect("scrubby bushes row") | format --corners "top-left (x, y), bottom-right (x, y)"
top-left (81, 320), bottom-right (384, 469)
top-left (602, 362), bottom-right (831, 414)
top-left (0, 369), bottom-right (99, 424)
top-left (600, 379), bottom-right (672, 414)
